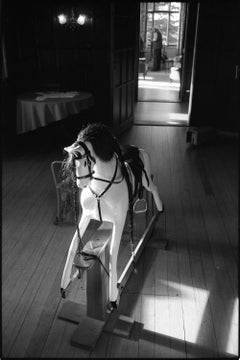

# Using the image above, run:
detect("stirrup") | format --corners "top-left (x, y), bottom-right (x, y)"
top-left (73, 252), bottom-right (93, 270)
top-left (133, 198), bottom-right (148, 213)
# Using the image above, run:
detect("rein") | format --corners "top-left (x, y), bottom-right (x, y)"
top-left (88, 155), bottom-right (119, 223)
top-left (73, 141), bottom-right (96, 181)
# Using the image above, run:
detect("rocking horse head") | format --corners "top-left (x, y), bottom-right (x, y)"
top-left (62, 122), bottom-right (122, 189)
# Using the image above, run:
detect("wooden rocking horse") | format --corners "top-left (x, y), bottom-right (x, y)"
top-left (60, 122), bottom-right (163, 312)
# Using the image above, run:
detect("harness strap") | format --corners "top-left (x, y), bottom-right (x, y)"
top-left (92, 175), bottom-right (124, 184)
top-left (73, 141), bottom-right (96, 180)
top-left (89, 155), bottom-right (119, 222)
top-left (97, 198), bottom-right (102, 223)
top-left (76, 171), bottom-right (95, 180)
top-left (74, 141), bottom-right (96, 163)
top-left (122, 162), bottom-right (136, 267)
top-left (79, 251), bottom-right (110, 277)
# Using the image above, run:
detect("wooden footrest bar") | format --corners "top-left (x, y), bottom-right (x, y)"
top-left (103, 313), bottom-right (135, 338)
top-left (71, 317), bottom-right (105, 350)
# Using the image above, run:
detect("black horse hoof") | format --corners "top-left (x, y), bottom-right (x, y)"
top-left (106, 301), bottom-right (118, 313)
top-left (159, 204), bottom-right (164, 213)
top-left (61, 288), bottom-right (66, 299)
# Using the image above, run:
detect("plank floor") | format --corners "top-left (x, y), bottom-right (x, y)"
top-left (134, 101), bottom-right (189, 126)
top-left (138, 69), bottom-right (180, 103)
top-left (2, 125), bottom-right (238, 358)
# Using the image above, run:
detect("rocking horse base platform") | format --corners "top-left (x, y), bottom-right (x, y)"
top-left (58, 301), bottom-right (104, 349)
top-left (58, 301), bottom-right (134, 349)
top-left (71, 317), bottom-right (105, 349)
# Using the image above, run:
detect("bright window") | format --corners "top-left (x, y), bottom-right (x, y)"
top-left (146, 2), bottom-right (181, 46)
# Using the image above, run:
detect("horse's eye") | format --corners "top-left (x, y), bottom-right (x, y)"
top-left (83, 160), bottom-right (87, 167)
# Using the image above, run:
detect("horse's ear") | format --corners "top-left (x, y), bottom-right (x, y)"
top-left (63, 143), bottom-right (83, 160)
top-left (64, 143), bottom-right (78, 154)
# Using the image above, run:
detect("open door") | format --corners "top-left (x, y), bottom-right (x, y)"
top-left (112, 2), bottom-right (139, 134)
top-left (138, 2), bottom-right (187, 103)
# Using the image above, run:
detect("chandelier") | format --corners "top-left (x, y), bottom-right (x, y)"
top-left (57, 8), bottom-right (89, 30)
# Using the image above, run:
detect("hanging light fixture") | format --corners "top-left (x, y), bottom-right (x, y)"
top-left (76, 14), bottom-right (86, 26)
top-left (57, 8), bottom-right (88, 30)
top-left (57, 14), bottom-right (67, 25)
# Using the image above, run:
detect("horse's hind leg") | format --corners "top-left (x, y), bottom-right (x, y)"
top-left (108, 218), bottom-right (126, 308)
top-left (139, 149), bottom-right (163, 212)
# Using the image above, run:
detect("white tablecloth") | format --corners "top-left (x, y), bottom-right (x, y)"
top-left (16, 91), bottom-right (94, 134)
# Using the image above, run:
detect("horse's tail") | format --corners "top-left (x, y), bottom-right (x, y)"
top-left (138, 149), bottom-right (163, 212)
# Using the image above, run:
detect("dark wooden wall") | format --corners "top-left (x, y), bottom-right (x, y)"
top-left (3, 1), bottom-right (95, 92)
top-left (188, 0), bottom-right (240, 131)
top-left (1, 0), bottom-right (139, 142)
top-left (112, 2), bottom-right (139, 133)
top-left (2, 0), bottom-right (96, 141)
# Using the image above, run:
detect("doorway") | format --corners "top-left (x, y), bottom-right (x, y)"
top-left (138, 2), bottom-right (187, 103)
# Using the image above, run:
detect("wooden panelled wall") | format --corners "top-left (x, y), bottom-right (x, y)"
top-left (3, 1), bottom-right (94, 92)
top-left (112, 2), bottom-right (139, 134)
top-left (189, 1), bottom-right (240, 131)
top-left (2, 0), bottom-right (139, 137)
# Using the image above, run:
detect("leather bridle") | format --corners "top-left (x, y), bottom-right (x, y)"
top-left (73, 141), bottom-right (96, 180)
top-left (72, 141), bottom-right (123, 222)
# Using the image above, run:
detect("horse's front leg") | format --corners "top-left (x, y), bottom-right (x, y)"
top-left (60, 211), bottom-right (91, 295)
top-left (108, 219), bottom-right (126, 309)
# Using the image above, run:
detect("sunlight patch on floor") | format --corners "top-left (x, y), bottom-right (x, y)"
top-left (141, 282), bottom-right (210, 344)
top-left (167, 121), bottom-right (184, 125)
top-left (166, 282), bottom-right (209, 344)
top-left (226, 297), bottom-right (239, 356)
top-left (138, 80), bottom-right (180, 90)
top-left (168, 113), bottom-right (189, 121)
top-left (138, 75), bottom-right (154, 80)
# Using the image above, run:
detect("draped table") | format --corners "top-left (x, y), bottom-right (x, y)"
top-left (16, 91), bottom-right (94, 134)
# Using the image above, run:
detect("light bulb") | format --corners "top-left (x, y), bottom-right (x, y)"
top-left (77, 15), bottom-right (86, 25)
top-left (58, 14), bottom-right (67, 25)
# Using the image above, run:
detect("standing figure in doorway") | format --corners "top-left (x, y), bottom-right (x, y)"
top-left (139, 35), bottom-right (145, 57)
top-left (151, 27), bottom-right (162, 71)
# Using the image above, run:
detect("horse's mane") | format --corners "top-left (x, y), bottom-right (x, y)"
top-left (77, 122), bottom-right (121, 162)
top-left (61, 122), bottom-right (123, 183)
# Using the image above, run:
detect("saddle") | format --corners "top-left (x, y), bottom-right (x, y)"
top-left (121, 145), bottom-right (149, 200)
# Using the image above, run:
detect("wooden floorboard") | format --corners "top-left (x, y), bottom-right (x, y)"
top-left (2, 125), bottom-right (238, 358)
top-left (173, 128), bottom-right (238, 357)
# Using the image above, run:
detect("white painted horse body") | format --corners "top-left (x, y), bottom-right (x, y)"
top-left (61, 127), bottom-right (163, 308)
